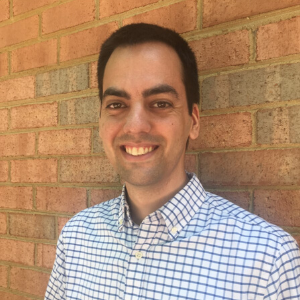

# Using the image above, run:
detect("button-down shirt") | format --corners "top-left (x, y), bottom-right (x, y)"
top-left (45, 173), bottom-right (300, 300)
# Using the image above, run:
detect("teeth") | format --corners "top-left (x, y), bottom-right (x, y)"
top-left (125, 146), bottom-right (154, 156)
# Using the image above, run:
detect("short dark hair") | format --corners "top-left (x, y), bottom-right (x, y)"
top-left (97, 23), bottom-right (199, 115)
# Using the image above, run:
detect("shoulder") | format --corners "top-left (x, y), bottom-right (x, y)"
top-left (61, 196), bottom-right (121, 235)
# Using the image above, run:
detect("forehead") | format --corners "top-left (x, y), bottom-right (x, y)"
top-left (103, 42), bottom-right (184, 87)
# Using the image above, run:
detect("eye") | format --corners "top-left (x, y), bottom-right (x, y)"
top-left (106, 102), bottom-right (126, 109)
top-left (152, 101), bottom-right (172, 109)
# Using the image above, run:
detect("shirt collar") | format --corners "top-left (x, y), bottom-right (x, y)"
top-left (117, 173), bottom-right (206, 236)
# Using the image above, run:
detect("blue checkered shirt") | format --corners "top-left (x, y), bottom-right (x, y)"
top-left (45, 173), bottom-right (300, 300)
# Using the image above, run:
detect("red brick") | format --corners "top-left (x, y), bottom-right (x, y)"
top-left (90, 61), bottom-right (98, 88)
top-left (91, 189), bottom-right (121, 206)
top-left (37, 244), bottom-right (56, 269)
top-left (0, 133), bottom-right (35, 157)
top-left (0, 265), bottom-right (8, 287)
top-left (11, 39), bottom-right (57, 73)
top-left (37, 186), bottom-right (87, 213)
top-left (11, 102), bottom-right (58, 129)
top-left (199, 149), bottom-right (300, 186)
top-left (0, 291), bottom-right (30, 300)
top-left (123, 0), bottom-right (197, 34)
top-left (0, 16), bottom-right (39, 48)
top-left (0, 53), bottom-right (8, 77)
top-left (0, 76), bottom-right (35, 103)
top-left (0, 0), bottom-right (9, 22)
top-left (60, 22), bottom-right (118, 62)
top-left (212, 191), bottom-right (250, 210)
top-left (0, 239), bottom-right (34, 265)
top-left (13, 0), bottom-right (58, 15)
top-left (100, 0), bottom-right (158, 18)
top-left (0, 187), bottom-right (33, 209)
top-left (203, 0), bottom-right (300, 27)
top-left (58, 217), bottom-right (70, 233)
top-left (190, 30), bottom-right (250, 71)
top-left (10, 214), bottom-right (55, 239)
top-left (184, 154), bottom-right (197, 174)
top-left (11, 159), bottom-right (57, 183)
top-left (60, 157), bottom-right (119, 183)
top-left (0, 213), bottom-right (7, 234)
top-left (0, 109), bottom-right (8, 131)
top-left (0, 161), bottom-right (9, 182)
top-left (257, 17), bottom-right (300, 61)
top-left (38, 129), bottom-right (91, 155)
top-left (294, 235), bottom-right (300, 246)
top-left (189, 113), bottom-right (252, 150)
top-left (254, 190), bottom-right (300, 227)
top-left (10, 267), bottom-right (50, 297)
top-left (42, 0), bottom-right (95, 34)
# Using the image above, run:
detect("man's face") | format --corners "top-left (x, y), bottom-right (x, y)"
top-left (99, 42), bottom-right (199, 188)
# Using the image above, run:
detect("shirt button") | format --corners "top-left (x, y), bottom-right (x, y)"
top-left (119, 218), bottom-right (123, 225)
top-left (135, 251), bottom-right (143, 260)
top-left (171, 227), bottom-right (178, 234)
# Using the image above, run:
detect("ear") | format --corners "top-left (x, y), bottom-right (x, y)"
top-left (189, 104), bottom-right (200, 140)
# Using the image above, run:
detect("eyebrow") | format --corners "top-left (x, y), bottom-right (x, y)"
top-left (102, 84), bottom-right (179, 100)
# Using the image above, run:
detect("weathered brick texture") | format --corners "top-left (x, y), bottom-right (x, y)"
top-left (36, 64), bottom-right (89, 97)
top-left (0, 16), bottom-right (39, 48)
top-left (90, 188), bottom-right (122, 206)
top-left (58, 217), bottom-right (71, 233)
top-left (13, 0), bottom-right (58, 15)
top-left (11, 39), bottom-right (57, 73)
top-left (11, 159), bottom-right (57, 183)
top-left (36, 186), bottom-right (87, 213)
top-left (11, 102), bottom-right (58, 129)
top-left (0, 76), bottom-right (35, 103)
top-left (0, 161), bottom-right (9, 182)
top-left (42, 0), bottom-right (96, 34)
top-left (60, 96), bottom-right (99, 125)
top-left (0, 0), bottom-right (9, 22)
top-left (0, 265), bottom-right (8, 287)
top-left (184, 154), bottom-right (197, 174)
top-left (189, 113), bottom-right (252, 150)
top-left (123, 0), bottom-right (197, 33)
top-left (190, 30), bottom-right (250, 71)
top-left (202, 62), bottom-right (300, 110)
top-left (257, 17), bottom-right (300, 60)
top-left (60, 157), bottom-right (118, 183)
top-left (203, 0), bottom-right (300, 27)
top-left (36, 244), bottom-right (56, 269)
top-left (60, 22), bottom-right (118, 62)
top-left (0, 53), bottom-right (8, 77)
top-left (199, 149), bottom-right (300, 186)
top-left (93, 128), bottom-right (105, 153)
top-left (9, 214), bottom-right (56, 239)
top-left (0, 239), bottom-right (34, 265)
top-left (0, 213), bottom-right (7, 234)
top-left (0, 187), bottom-right (33, 209)
top-left (0, 291), bottom-right (31, 300)
top-left (38, 128), bottom-right (91, 155)
top-left (254, 190), bottom-right (300, 226)
top-left (100, 0), bottom-right (159, 18)
top-left (0, 109), bottom-right (8, 131)
top-left (257, 106), bottom-right (300, 144)
top-left (10, 268), bottom-right (50, 297)
top-left (0, 133), bottom-right (35, 157)
top-left (90, 61), bottom-right (98, 88)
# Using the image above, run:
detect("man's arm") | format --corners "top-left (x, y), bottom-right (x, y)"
top-left (264, 236), bottom-right (300, 299)
top-left (45, 235), bottom-right (66, 300)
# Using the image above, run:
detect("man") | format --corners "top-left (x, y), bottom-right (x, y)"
top-left (45, 23), bottom-right (300, 300)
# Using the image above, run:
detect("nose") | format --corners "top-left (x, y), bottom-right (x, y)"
top-left (123, 103), bottom-right (151, 134)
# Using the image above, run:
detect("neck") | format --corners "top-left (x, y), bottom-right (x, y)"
top-left (125, 172), bottom-right (189, 225)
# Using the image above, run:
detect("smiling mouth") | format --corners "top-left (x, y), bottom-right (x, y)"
top-left (123, 146), bottom-right (157, 156)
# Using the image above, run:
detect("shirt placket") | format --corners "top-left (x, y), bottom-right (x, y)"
top-left (123, 220), bottom-right (160, 300)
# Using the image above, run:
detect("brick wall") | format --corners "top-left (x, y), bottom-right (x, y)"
top-left (0, 0), bottom-right (300, 298)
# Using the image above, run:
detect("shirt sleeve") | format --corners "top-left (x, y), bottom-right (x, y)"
top-left (264, 236), bottom-right (300, 300)
top-left (44, 233), bottom-right (67, 300)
